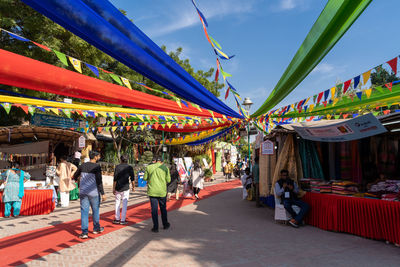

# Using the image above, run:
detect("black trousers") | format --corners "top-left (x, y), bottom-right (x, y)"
top-left (150, 196), bottom-right (168, 230)
top-left (193, 187), bottom-right (201, 195)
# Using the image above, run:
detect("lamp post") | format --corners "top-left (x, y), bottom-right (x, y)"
top-left (242, 97), bottom-right (253, 170)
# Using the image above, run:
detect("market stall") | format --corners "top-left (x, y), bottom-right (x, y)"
top-left (259, 113), bottom-right (400, 244)
top-left (0, 189), bottom-right (54, 216)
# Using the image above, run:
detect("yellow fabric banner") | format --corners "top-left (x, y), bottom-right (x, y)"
top-left (68, 56), bottom-right (82, 73)
top-left (363, 70), bottom-right (371, 85)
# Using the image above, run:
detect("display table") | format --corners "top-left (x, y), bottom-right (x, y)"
top-left (0, 189), bottom-right (55, 216)
top-left (303, 192), bottom-right (400, 244)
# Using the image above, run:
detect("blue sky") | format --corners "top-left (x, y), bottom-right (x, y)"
top-left (110, 0), bottom-right (400, 115)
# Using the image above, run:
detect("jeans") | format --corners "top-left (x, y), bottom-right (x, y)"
top-left (283, 199), bottom-right (310, 223)
top-left (4, 201), bottom-right (22, 217)
top-left (149, 196), bottom-right (168, 230)
top-left (80, 194), bottom-right (100, 234)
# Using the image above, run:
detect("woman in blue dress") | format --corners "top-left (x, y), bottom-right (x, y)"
top-left (1, 162), bottom-right (30, 217)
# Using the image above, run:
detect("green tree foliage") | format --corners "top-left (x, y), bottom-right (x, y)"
top-left (371, 66), bottom-right (399, 87)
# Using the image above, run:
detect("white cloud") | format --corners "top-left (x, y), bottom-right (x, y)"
top-left (312, 63), bottom-right (334, 74)
top-left (271, 0), bottom-right (310, 12)
top-left (145, 0), bottom-right (257, 37)
top-left (280, 0), bottom-right (296, 10)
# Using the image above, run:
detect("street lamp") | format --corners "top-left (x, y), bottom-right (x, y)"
top-left (242, 97), bottom-right (253, 170)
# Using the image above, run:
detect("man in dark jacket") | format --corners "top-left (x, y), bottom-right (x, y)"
top-left (112, 154), bottom-right (135, 225)
top-left (73, 151), bottom-right (106, 239)
top-left (275, 169), bottom-right (309, 228)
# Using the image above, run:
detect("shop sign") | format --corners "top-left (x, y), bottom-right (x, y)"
top-left (31, 114), bottom-right (79, 129)
top-left (78, 136), bottom-right (86, 148)
top-left (292, 113), bottom-right (387, 142)
top-left (261, 140), bottom-right (274, 155)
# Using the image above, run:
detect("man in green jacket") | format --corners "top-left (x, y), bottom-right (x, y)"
top-left (144, 157), bottom-right (171, 233)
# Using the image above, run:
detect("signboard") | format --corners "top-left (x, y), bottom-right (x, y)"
top-left (31, 114), bottom-right (80, 129)
top-left (184, 157), bottom-right (193, 173)
top-left (175, 158), bottom-right (187, 182)
top-left (262, 140), bottom-right (274, 155)
top-left (292, 113), bottom-right (387, 142)
top-left (78, 136), bottom-right (86, 148)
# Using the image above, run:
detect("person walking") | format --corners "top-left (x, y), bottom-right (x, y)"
top-left (144, 157), bottom-right (171, 233)
top-left (45, 154), bottom-right (59, 206)
top-left (252, 156), bottom-right (261, 207)
top-left (56, 155), bottom-right (77, 208)
top-left (112, 155), bottom-right (135, 225)
top-left (0, 162), bottom-right (30, 218)
top-left (191, 161), bottom-right (204, 199)
top-left (167, 163), bottom-right (179, 201)
top-left (73, 151), bottom-right (106, 239)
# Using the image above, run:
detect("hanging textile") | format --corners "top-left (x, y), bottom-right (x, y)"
top-left (340, 142), bottom-right (352, 180)
top-left (351, 140), bottom-right (363, 184)
top-left (259, 147), bottom-right (277, 197)
top-left (298, 138), bottom-right (324, 180)
top-left (270, 134), bottom-right (303, 194)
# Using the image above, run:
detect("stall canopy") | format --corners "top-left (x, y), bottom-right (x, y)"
top-left (251, 0), bottom-right (372, 117)
top-left (0, 126), bottom-right (80, 144)
top-left (21, 0), bottom-right (242, 118)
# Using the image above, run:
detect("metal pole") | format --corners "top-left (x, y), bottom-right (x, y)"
top-left (248, 122), bottom-right (251, 170)
top-left (162, 131), bottom-right (165, 161)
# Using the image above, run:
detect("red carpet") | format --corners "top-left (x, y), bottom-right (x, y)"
top-left (0, 180), bottom-right (241, 266)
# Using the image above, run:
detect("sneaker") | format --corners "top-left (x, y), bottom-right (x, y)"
top-left (93, 227), bottom-right (104, 234)
top-left (195, 194), bottom-right (199, 199)
top-left (79, 233), bottom-right (88, 239)
top-left (163, 223), bottom-right (171, 230)
top-left (288, 220), bottom-right (299, 228)
top-left (112, 220), bottom-right (120, 224)
top-left (119, 221), bottom-right (128, 225)
top-left (151, 228), bottom-right (159, 233)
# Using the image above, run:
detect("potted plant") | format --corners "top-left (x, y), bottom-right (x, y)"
top-left (204, 168), bottom-right (213, 182)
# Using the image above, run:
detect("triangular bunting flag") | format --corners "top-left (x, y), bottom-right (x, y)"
top-left (28, 105), bottom-right (35, 116)
top-left (85, 63), bottom-right (99, 77)
top-left (330, 87), bottom-right (336, 99)
top-left (365, 88), bottom-right (372, 99)
top-left (353, 76), bottom-right (361, 89)
top-left (387, 57), bottom-right (398, 74)
top-left (121, 77), bottom-right (132, 89)
top-left (317, 92), bottom-right (323, 104)
top-left (109, 74), bottom-right (123, 86)
top-left (343, 79), bottom-right (352, 94)
top-left (313, 95), bottom-right (317, 104)
top-left (53, 50), bottom-right (69, 66)
top-left (362, 70), bottom-right (371, 85)
top-left (356, 92), bottom-right (363, 101)
top-left (385, 82), bottom-right (393, 92)
top-left (324, 90), bottom-right (330, 101)
top-left (68, 56), bottom-right (82, 73)
top-left (322, 101), bottom-right (327, 107)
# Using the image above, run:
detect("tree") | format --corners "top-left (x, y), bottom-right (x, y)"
top-left (371, 67), bottom-right (399, 87)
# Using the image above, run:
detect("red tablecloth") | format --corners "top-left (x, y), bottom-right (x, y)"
top-left (0, 189), bottom-right (55, 216)
top-left (303, 192), bottom-right (400, 244)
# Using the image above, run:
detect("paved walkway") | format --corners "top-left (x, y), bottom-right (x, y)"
top-left (1, 173), bottom-right (400, 266)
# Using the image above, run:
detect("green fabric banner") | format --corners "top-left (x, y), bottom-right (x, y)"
top-left (251, 0), bottom-right (372, 117)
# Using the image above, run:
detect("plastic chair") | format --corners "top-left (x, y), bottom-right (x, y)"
top-left (274, 194), bottom-right (300, 223)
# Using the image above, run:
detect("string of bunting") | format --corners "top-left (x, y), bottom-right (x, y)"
top-left (259, 53), bottom-right (400, 122)
top-left (189, 1), bottom-right (245, 116)
top-left (0, 28), bottom-right (208, 113)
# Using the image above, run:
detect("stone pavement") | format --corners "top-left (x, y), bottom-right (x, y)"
top-left (0, 172), bottom-right (228, 239)
top-left (2, 172), bottom-right (400, 267)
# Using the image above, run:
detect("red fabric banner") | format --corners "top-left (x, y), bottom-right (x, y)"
top-left (0, 49), bottom-right (226, 118)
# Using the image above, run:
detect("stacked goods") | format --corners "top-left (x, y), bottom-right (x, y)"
top-left (369, 180), bottom-right (400, 201)
top-left (310, 179), bottom-right (322, 192)
top-left (331, 181), bottom-right (359, 195)
top-left (299, 178), bottom-right (313, 192)
top-left (319, 182), bottom-right (332, 193)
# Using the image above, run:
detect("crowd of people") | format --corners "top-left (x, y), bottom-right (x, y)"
top-left (0, 150), bottom-right (308, 238)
